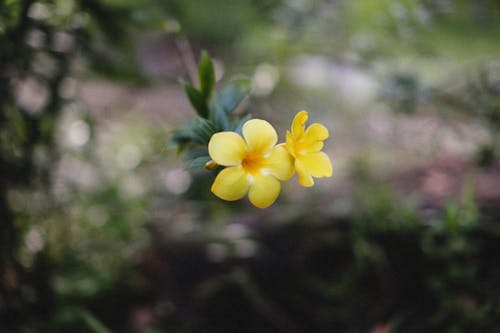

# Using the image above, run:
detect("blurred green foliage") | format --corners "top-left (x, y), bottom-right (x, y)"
top-left (130, 182), bottom-right (500, 333)
top-left (0, 0), bottom-right (156, 330)
top-left (1, 0), bottom-right (500, 332)
top-left (162, 0), bottom-right (283, 47)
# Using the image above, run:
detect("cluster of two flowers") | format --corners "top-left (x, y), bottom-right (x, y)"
top-left (207, 111), bottom-right (332, 208)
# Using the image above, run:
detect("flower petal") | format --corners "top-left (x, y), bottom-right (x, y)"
top-left (285, 131), bottom-right (296, 157)
top-left (263, 144), bottom-right (294, 180)
top-left (301, 151), bottom-right (332, 178)
top-left (248, 174), bottom-right (281, 208)
top-left (242, 119), bottom-right (277, 153)
top-left (211, 166), bottom-right (249, 201)
top-left (303, 141), bottom-right (324, 153)
top-left (291, 111), bottom-right (308, 138)
top-left (304, 123), bottom-right (329, 142)
top-left (208, 132), bottom-right (246, 166)
top-left (295, 158), bottom-right (314, 187)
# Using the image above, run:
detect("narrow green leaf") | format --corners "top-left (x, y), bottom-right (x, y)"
top-left (181, 79), bottom-right (208, 118)
top-left (168, 128), bottom-right (199, 147)
top-left (210, 104), bottom-right (230, 132)
top-left (201, 117), bottom-right (217, 134)
top-left (209, 79), bottom-right (252, 115)
top-left (232, 113), bottom-right (252, 134)
top-left (77, 309), bottom-right (112, 333)
top-left (182, 147), bottom-right (209, 161)
top-left (198, 50), bottom-right (215, 100)
top-left (186, 156), bottom-right (212, 170)
top-left (192, 117), bottom-right (216, 143)
top-left (167, 117), bottom-right (216, 149)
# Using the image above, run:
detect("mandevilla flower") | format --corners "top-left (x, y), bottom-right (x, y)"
top-left (208, 119), bottom-right (294, 208)
top-left (286, 110), bottom-right (332, 187)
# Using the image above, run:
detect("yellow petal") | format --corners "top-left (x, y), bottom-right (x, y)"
top-left (263, 144), bottom-right (294, 180)
top-left (208, 132), bottom-right (246, 166)
top-left (248, 174), bottom-right (281, 208)
top-left (211, 166), bottom-right (249, 201)
top-left (301, 151), bottom-right (332, 178)
top-left (295, 159), bottom-right (314, 187)
top-left (242, 119), bottom-right (277, 153)
top-left (291, 110), bottom-right (308, 138)
top-left (303, 141), bottom-right (324, 153)
top-left (285, 131), bottom-right (296, 157)
top-left (304, 123), bottom-right (329, 142)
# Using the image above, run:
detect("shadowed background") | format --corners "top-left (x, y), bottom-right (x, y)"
top-left (1, 0), bottom-right (500, 332)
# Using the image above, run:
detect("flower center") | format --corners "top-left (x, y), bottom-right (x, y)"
top-left (294, 139), bottom-right (308, 156)
top-left (242, 151), bottom-right (265, 175)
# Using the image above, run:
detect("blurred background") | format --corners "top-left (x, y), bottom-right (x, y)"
top-left (1, 0), bottom-right (500, 332)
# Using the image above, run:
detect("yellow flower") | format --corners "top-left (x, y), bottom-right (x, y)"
top-left (286, 110), bottom-right (332, 187)
top-left (208, 119), bottom-right (294, 208)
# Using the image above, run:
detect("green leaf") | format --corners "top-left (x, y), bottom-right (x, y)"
top-left (182, 147), bottom-right (209, 161)
top-left (232, 113), bottom-right (252, 133)
top-left (192, 117), bottom-right (216, 143)
top-left (181, 79), bottom-right (208, 118)
top-left (167, 117), bottom-right (216, 149)
top-left (198, 50), bottom-right (215, 100)
top-left (186, 156), bottom-right (212, 170)
top-left (77, 308), bottom-right (112, 333)
top-left (168, 127), bottom-right (198, 147)
top-left (209, 79), bottom-right (252, 115)
top-left (210, 104), bottom-right (230, 132)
